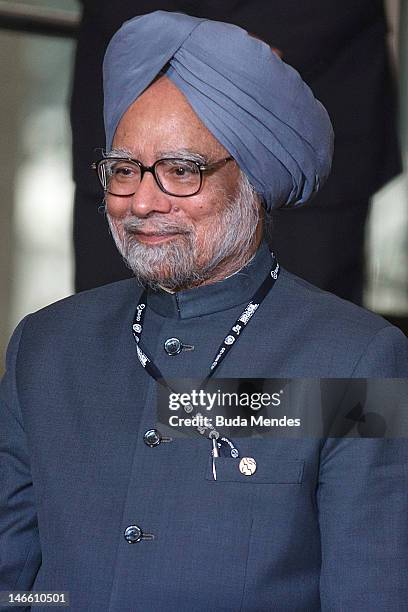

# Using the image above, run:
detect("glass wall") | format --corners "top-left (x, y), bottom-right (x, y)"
top-left (365, 0), bottom-right (408, 314)
top-left (0, 0), bottom-right (78, 373)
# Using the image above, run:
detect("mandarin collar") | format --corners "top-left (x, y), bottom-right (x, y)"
top-left (146, 241), bottom-right (273, 319)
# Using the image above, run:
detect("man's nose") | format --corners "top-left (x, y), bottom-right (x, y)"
top-left (130, 171), bottom-right (172, 217)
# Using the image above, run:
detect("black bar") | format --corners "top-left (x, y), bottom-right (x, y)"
top-left (0, 4), bottom-right (79, 39)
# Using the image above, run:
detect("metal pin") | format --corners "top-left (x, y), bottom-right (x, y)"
top-left (211, 438), bottom-right (219, 481)
top-left (210, 431), bottom-right (220, 481)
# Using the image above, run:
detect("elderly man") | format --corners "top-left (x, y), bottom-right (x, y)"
top-left (1, 11), bottom-right (407, 612)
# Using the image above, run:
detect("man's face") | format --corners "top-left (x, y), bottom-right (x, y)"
top-left (107, 76), bottom-right (260, 290)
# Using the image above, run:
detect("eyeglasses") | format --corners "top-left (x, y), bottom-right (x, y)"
top-left (92, 155), bottom-right (234, 198)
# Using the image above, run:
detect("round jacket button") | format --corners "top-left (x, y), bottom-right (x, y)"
top-left (144, 429), bottom-right (161, 447)
top-left (164, 337), bottom-right (182, 356)
top-left (124, 525), bottom-right (143, 544)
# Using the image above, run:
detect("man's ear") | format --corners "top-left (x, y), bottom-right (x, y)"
top-left (248, 32), bottom-right (283, 59)
top-left (271, 47), bottom-right (283, 59)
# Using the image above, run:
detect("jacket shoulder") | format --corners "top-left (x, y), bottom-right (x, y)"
top-left (26, 278), bottom-right (142, 327)
top-left (273, 269), bottom-right (408, 376)
top-left (277, 269), bottom-right (390, 334)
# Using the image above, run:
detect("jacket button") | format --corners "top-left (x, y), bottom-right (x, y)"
top-left (143, 429), bottom-right (161, 447)
top-left (164, 337), bottom-right (182, 355)
top-left (124, 525), bottom-right (143, 543)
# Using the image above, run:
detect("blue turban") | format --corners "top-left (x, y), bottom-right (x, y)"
top-left (103, 11), bottom-right (334, 210)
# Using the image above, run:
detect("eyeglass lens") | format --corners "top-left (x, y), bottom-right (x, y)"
top-left (100, 159), bottom-right (202, 197)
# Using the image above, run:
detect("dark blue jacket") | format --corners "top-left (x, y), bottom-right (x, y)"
top-left (1, 243), bottom-right (408, 610)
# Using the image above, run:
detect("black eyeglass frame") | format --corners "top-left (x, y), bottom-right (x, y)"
top-left (91, 155), bottom-right (234, 198)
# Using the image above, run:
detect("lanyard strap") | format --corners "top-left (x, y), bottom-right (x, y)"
top-left (132, 255), bottom-right (279, 472)
top-left (132, 254), bottom-right (280, 386)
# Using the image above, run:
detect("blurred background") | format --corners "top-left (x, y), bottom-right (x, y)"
top-left (0, 0), bottom-right (407, 374)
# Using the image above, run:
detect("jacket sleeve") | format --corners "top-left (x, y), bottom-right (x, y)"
top-left (0, 317), bottom-right (41, 609)
top-left (318, 324), bottom-right (408, 609)
top-left (317, 435), bottom-right (408, 610)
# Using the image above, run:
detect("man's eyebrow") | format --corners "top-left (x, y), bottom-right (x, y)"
top-left (104, 147), bottom-right (133, 158)
top-left (104, 147), bottom-right (209, 164)
top-left (156, 149), bottom-right (208, 164)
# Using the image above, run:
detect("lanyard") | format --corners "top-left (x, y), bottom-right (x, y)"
top-left (131, 254), bottom-right (280, 477)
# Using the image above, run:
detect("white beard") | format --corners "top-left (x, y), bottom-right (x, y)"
top-left (107, 171), bottom-right (260, 291)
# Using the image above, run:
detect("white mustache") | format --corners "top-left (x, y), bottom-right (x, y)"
top-left (122, 217), bottom-right (192, 236)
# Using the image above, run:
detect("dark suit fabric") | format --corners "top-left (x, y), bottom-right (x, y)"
top-left (1, 243), bottom-right (408, 610)
top-left (71, 1), bottom-right (401, 300)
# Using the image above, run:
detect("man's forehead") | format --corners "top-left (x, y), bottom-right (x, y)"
top-left (114, 76), bottom-right (203, 129)
top-left (112, 77), bottom-right (228, 159)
